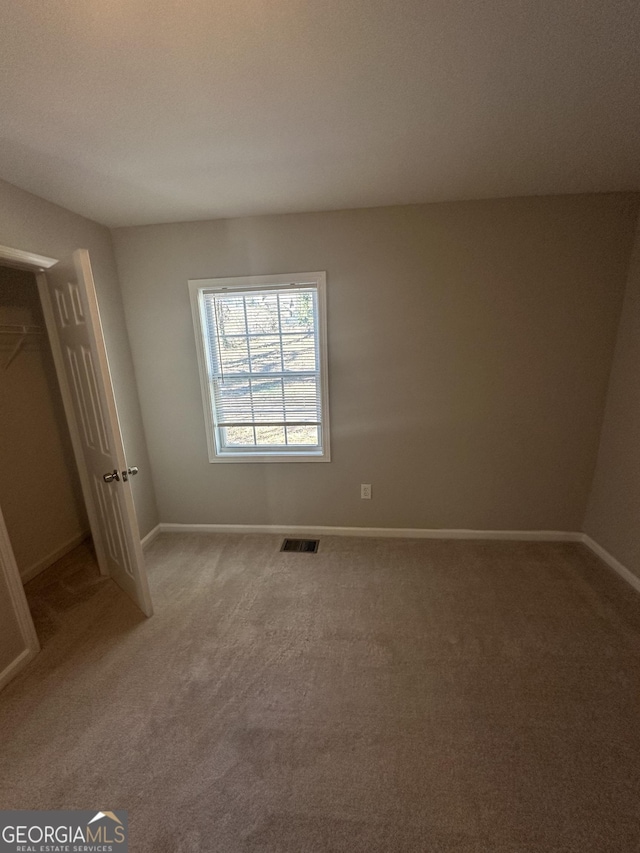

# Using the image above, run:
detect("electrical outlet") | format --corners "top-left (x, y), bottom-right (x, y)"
top-left (361, 483), bottom-right (372, 500)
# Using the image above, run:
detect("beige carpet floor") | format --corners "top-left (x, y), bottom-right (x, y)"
top-left (1, 534), bottom-right (640, 852)
top-left (23, 539), bottom-right (109, 644)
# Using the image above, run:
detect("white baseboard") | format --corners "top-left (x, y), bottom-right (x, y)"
top-left (157, 522), bottom-right (581, 542)
top-left (20, 531), bottom-right (89, 584)
top-left (0, 647), bottom-right (38, 692)
top-left (579, 533), bottom-right (640, 595)
top-left (141, 524), bottom-right (161, 549)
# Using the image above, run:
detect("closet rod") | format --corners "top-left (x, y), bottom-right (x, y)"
top-left (0, 323), bottom-right (44, 336)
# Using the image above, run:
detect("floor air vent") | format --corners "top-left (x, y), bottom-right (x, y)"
top-left (281, 538), bottom-right (319, 553)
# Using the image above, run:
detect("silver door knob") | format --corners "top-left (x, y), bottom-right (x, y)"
top-left (122, 466), bottom-right (139, 481)
top-left (103, 469), bottom-right (120, 483)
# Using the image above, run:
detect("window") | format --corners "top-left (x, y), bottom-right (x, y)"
top-left (189, 272), bottom-right (330, 462)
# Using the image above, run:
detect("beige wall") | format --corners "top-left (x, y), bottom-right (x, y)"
top-left (0, 178), bottom-right (158, 537)
top-left (113, 194), bottom-right (638, 531)
top-left (0, 266), bottom-right (87, 579)
top-left (584, 215), bottom-right (640, 578)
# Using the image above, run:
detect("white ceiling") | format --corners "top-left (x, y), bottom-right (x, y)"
top-left (1, 0), bottom-right (639, 227)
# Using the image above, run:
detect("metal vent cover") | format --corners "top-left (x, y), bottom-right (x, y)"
top-left (280, 538), bottom-right (319, 553)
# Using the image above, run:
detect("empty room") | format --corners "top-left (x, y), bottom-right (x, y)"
top-left (1, 1), bottom-right (640, 851)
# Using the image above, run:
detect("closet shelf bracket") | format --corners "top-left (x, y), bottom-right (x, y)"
top-left (1, 323), bottom-right (44, 369)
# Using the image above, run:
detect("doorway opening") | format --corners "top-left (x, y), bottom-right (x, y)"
top-left (0, 244), bottom-right (153, 692)
top-left (0, 264), bottom-right (104, 645)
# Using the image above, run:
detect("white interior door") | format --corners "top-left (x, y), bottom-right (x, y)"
top-left (41, 250), bottom-right (153, 616)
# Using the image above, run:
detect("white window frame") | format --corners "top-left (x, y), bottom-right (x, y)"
top-left (189, 271), bottom-right (331, 463)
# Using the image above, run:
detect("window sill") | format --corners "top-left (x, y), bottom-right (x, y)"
top-left (209, 451), bottom-right (330, 463)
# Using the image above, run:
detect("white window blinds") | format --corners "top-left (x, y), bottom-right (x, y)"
top-left (191, 274), bottom-right (329, 460)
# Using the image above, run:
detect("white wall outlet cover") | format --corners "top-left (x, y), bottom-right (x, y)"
top-left (361, 484), bottom-right (372, 499)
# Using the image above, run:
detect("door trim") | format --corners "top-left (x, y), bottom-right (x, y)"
top-left (0, 506), bottom-right (39, 689)
top-left (0, 244), bottom-right (57, 271)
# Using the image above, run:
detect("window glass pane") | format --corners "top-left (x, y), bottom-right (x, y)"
top-left (255, 425), bottom-right (286, 446)
top-left (248, 334), bottom-right (281, 374)
top-left (286, 425), bottom-right (319, 446)
top-left (250, 377), bottom-right (285, 422)
top-left (214, 296), bottom-right (246, 337)
top-left (284, 376), bottom-right (320, 421)
top-left (245, 293), bottom-right (279, 334)
top-left (214, 378), bottom-right (252, 423)
top-left (279, 291), bottom-right (315, 332)
top-left (213, 377), bottom-right (253, 423)
top-left (223, 426), bottom-right (255, 446)
top-left (282, 332), bottom-right (316, 372)
top-left (218, 336), bottom-right (249, 375)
